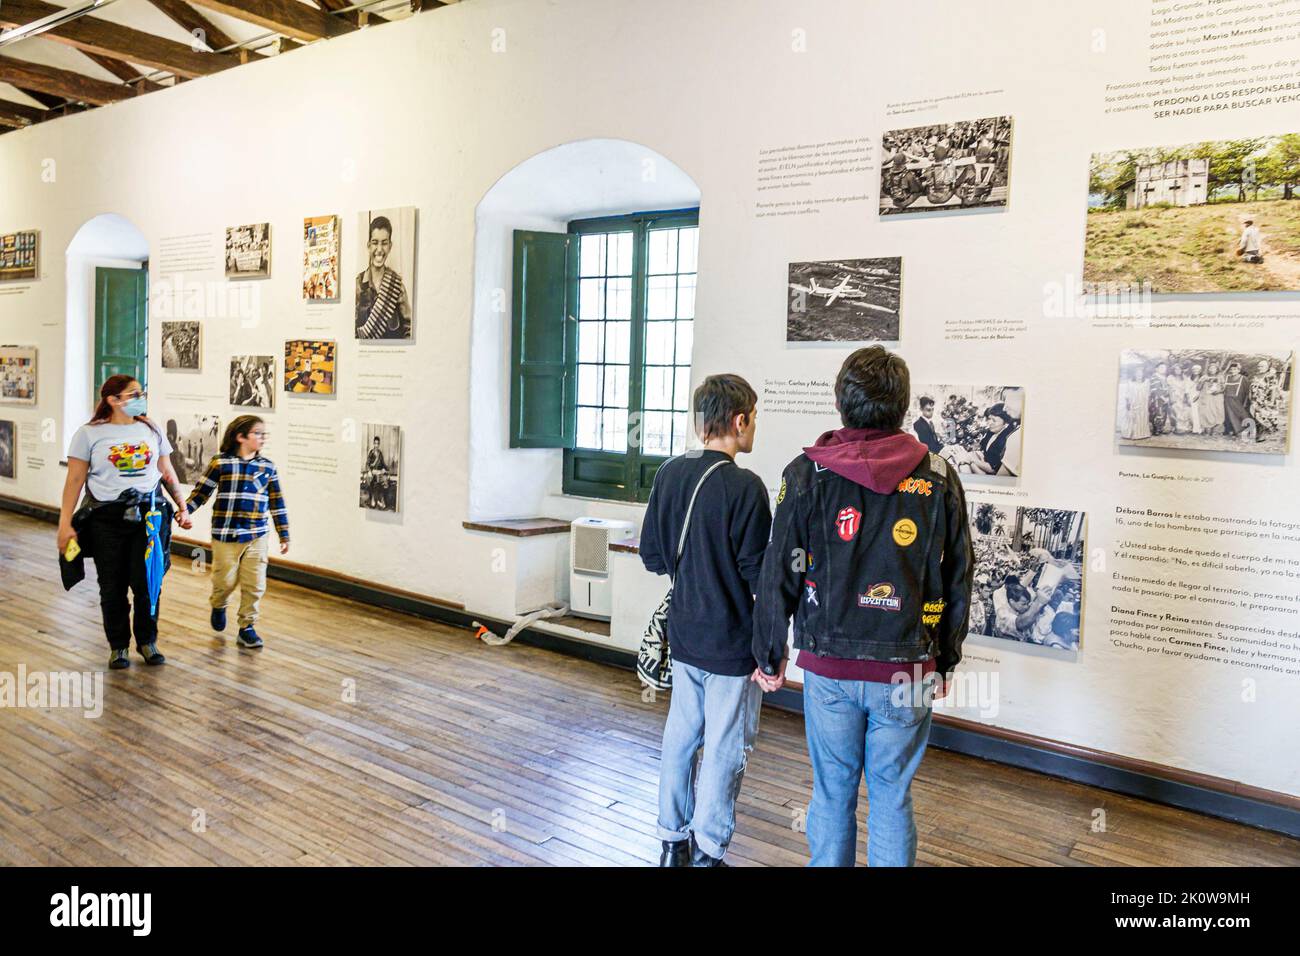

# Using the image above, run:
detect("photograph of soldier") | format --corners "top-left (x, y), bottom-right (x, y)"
top-left (359, 424), bottom-right (400, 512)
top-left (355, 208), bottom-right (415, 340)
top-left (879, 115), bottom-right (1012, 215)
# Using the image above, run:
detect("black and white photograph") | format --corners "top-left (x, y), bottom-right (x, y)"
top-left (787, 257), bottom-right (901, 343)
top-left (968, 503), bottom-right (1085, 651)
top-left (230, 355), bottom-right (276, 408)
top-left (359, 423), bottom-right (400, 512)
top-left (0, 419), bottom-right (14, 479)
top-left (356, 207), bottom-right (415, 340)
top-left (165, 413), bottom-right (221, 486)
top-left (904, 385), bottom-right (1024, 479)
top-left (0, 345), bottom-right (37, 405)
top-left (160, 320), bottom-right (201, 371)
top-left (879, 115), bottom-right (1012, 215)
top-left (1117, 349), bottom-right (1293, 455)
top-left (225, 222), bottom-right (271, 278)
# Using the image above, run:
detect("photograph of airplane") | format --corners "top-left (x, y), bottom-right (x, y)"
top-left (787, 256), bottom-right (901, 342)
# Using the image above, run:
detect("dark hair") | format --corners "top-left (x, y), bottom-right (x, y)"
top-left (919, 396), bottom-right (934, 410)
top-left (1004, 579), bottom-right (1031, 604)
top-left (693, 374), bottom-right (757, 441)
top-left (985, 402), bottom-right (1014, 424)
top-left (835, 346), bottom-right (909, 430)
top-left (89, 374), bottom-right (162, 441)
top-left (369, 215), bottom-right (393, 239)
top-left (220, 415), bottom-right (264, 456)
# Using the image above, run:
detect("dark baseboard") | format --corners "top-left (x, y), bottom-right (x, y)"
top-left (6, 494), bottom-right (1298, 840)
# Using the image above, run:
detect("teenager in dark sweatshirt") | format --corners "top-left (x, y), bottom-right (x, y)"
top-left (639, 374), bottom-right (772, 867)
top-left (753, 346), bottom-right (973, 867)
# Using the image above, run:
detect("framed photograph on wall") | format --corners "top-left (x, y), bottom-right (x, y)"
top-left (904, 384), bottom-right (1024, 479)
top-left (787, 257), bottom-right (901, 343)
top-left (879, 116), bottom-right (1012, 215)
top-left (0, 419), bottom-right (14, 479)
top-left (284, 340), bottom-right (336, 395)
top-left (165, 413), bottom-right (220, 486)
top-left (303, 214), bottom-right (340, 302)
top-left (230, 355), bottom-right (276, 408)
top-left (1117, 348), bottom-right (1293, 454)
top-left (968, 503), bottom-right (1085, 651)
top-left (355, 207), bottom-right (415, 339)
top-left (0, 345), bottom-right (37, 405)
top-left (0, 229), bottom-right (38, 282)
top-left (1087, 135), bottom-right (1300, 294)
top-left (225, 223), bottom-right (271, 278)
top-left (359, 423), bottom-right (400, 513)
top-left (160, 320), bottom-right (201, 371)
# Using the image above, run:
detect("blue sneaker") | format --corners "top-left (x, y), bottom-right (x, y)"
top-left (237, 627), bottom-right (263, 649)
top-left (211, 607), bottom-right (227, 632)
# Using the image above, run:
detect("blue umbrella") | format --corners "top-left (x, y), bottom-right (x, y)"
top-left (142, 492), bottom-right (166, 618)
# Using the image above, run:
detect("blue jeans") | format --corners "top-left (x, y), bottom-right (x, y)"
top-left (657, 660), bottom-right (762, 860)
top-left (803, 670), bottom-right (933, 867)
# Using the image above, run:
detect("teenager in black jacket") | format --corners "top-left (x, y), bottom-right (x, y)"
top-left (640, 374), bottom-right (771, 867)
top-left (753, 347), bottom-right (974, 867)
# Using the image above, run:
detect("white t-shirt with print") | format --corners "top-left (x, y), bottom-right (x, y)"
top-left (68, 421), bottom-right (173, 502)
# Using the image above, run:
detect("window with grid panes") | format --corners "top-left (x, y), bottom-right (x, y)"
top-left (564, 210), bottom-right (699, 502)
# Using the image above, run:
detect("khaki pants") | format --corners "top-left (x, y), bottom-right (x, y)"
top-left (210, 534), bottom-right (269, 629)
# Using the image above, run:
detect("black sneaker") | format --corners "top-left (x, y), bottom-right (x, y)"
top-left (108, 648), bottom-right (130, 670)
top-left (658, 840), bottom-right (690, 867)
top-left (211, 607), bottom-right (227, 632)
top-left (138, 643), bottom-right (166, 665)
top-left (237, 627), bottom-right (264, 649)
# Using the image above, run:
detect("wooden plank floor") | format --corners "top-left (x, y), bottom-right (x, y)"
top-left (1, 509), bottom-right (1297, 866)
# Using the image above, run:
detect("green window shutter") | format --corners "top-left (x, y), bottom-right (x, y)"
top-left (510, 230), bottom-right (576, 448)
top-left (94, 267), bottom-right (148, 388)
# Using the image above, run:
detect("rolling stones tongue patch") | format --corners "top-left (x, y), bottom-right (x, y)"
top-left (836, 506), bottom-right (861, 541)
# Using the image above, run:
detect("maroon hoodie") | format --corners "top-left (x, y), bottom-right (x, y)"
top-left (796, 427), bottom-right (937, 683)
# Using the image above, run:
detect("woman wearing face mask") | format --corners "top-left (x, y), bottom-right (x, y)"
top-left (58, 375), bottom-right (192, 669)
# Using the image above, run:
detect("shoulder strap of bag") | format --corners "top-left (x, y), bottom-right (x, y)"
top-left (673, 459), bottom-right (729, 575)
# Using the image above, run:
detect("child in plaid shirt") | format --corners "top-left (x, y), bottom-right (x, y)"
top-left (185, 415), bottom-right (289, 649)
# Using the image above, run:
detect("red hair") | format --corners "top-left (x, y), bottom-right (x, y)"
top-left (89, 374), bottom-right (161, 440)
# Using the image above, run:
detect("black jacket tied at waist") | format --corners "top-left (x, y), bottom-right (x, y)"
top-left (60, 485), bottom-right (174, 591)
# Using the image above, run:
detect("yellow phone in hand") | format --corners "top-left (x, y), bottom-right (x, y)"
top-left (64, 538), bottom-right (81, 562)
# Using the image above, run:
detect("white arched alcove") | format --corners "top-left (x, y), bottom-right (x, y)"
top-left (468, 138), bottom-right (701, 522)
top-left (63, 213), bottom-right (149, 455)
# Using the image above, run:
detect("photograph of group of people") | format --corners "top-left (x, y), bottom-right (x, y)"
top-left (878, 115), bottom-right (1012, 215)
top-left (902, 385), bottom-right (1024, 479)
top-left (284, 339), bottom-right (336, 395)
top-left (1086, 133), bottom-right (1300, 293)
top-left (303, 215), bottom-right (341, 302)
top-left (967, 504), bottom-right (1085, 651)
top-left (160, 321), bottom-right (201, 371)
top-left (1116, 349), bottom-right (1292, 454)
top-left (166, 414), bottom-right (221, 486)
top-left (0, 229), bottom-right (38, 282)
top-left (786, 257), bottom-right (901, 343)
top-left (0, 346), bottom-right (37, 405)
top-left (229, 355), bottom-right (276, 409)
top-left (359, 424), bottom-right (400, 512)
top-left (225, 223), bottom-right (271, 278)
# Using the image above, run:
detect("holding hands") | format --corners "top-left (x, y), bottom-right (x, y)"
top-left (751, 657), bottom-right (787, 693)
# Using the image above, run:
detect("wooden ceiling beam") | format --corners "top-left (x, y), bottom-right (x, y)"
top-left (13, 87), bottom-right (64, 110)
top-left (0, 55), bottom-right (131, 105)
top-left (0, 97), bottom-right (45, 123)
top-left (0, 0), bottom-right (239, 78)
top-left (186, 0), bottom-right (354, 42)
top-left (146, 0), bottom-right (237, 54)
top-left (79, 51), bottom-right (165, 93)
top-left (314, 0), bottom-right (386, 27)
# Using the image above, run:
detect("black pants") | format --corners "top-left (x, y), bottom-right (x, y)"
top-left (89, 509), bottom-right (159, 651)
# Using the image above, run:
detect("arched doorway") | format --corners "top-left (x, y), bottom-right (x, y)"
top-left (63, 214), bottom-right (149, 455)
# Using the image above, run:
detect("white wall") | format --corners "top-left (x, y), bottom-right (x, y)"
top-left (1, 0), bottom-right (1298, 800)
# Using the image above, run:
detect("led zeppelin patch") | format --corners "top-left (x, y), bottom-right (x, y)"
top-left (836, 506), bottom-right (861, 541)
top-left (858, 582), bottom-right (902, 611)
top-left (892, 517), bottom-right (917, 547)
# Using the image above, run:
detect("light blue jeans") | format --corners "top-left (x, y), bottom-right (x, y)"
top-left (803, 670), bottom-right (933, 867)
top-left (657, 660), bottom-right (762, 860)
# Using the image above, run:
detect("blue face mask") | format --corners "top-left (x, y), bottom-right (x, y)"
top-left (122, 396), bottom-right (147, 417)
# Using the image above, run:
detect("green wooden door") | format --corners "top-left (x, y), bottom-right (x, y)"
top-left (94, 267), bottom-right (148, 388)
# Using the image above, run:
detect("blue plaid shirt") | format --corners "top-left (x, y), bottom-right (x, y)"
top-left (185, 454), bottom-right (289, 544)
